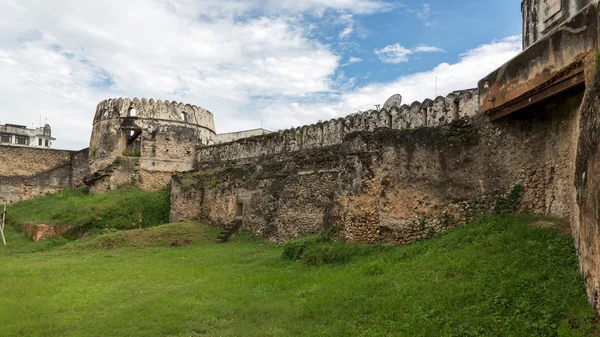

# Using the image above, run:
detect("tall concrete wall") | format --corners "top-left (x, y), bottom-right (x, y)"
top-left (522, 0), bottom-right (595, 49)
top-left (482, 2), bottom-right (597, 114)
top-left (0, 146), bottom-right (89, 203)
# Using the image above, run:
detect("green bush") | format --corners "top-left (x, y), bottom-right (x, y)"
top-left (495, 184), bottom-right (523, 214)
top-left (301, 242), bottom-right (360, 266)
top-left (282, 234), bottom-right (379, 266)
top-left (7, 185), bottom-right (171, 239)
top-left (281, 234), bottom-right (329, 261)
top-left (359, 259), bottom-right (386, 276)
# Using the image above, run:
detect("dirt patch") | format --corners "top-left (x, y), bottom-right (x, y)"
top-left (530, 220), bottom-right (556, 229)
top-left (20, 223), bottom-right (71, 242)
top-left (529, 219), bottom-right (571, 234)
top-left (169, 236), bottom-right (192, 247)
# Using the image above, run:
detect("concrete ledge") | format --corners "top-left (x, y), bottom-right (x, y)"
top-left (479, 2), bottom-right (599, 116)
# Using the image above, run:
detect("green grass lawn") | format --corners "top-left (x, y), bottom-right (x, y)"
top-left (5, 186), bottom-right (170, 238)
top-left (0, 215), bottom-right (596, 337)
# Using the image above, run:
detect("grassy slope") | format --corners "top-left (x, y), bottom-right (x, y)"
top-left (0, 215), bottom-right (596, 337)
top-left (5, 186), bottom-right (170, 236)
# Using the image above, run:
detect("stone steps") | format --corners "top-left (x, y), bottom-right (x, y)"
top-left (216, 219), bottom-right (243, 243)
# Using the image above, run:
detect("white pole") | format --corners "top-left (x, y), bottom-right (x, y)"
top-left (1, 202), bottom-right (6, 245)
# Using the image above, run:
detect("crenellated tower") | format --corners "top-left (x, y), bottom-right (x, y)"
top-left (87, 98), bottom-right (216, 192)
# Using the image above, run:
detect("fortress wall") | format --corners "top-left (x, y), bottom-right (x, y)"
top-left (174, 89), bottom-right (580, 243)
top-left (0, 145), bottom-right (89, 203)
top-left (93, 98), bottom-right (216, 133)
top-left (0, 146), bottom-right (72, 177)
top-left (196, 89), bottom-right (479, 165)
top-left (573, 68), bottom-right (600, 311)
top-left (88, 98), bottom-right (216, 192)
top-left (91, 98), bottom-right (216, 170)
top-left (70, 148), bottom-right (90, 187)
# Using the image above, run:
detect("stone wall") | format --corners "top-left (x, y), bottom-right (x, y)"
top-left (87, 98), bottom-right (216, 192)
top-left (573, 69), bottom-right (600, 311)
top-left (196, 90), bottom-right (478, 165)
top-left (173, 88), bottom-right (581, 243)
top-left (71, 149), bottom-right (90, 187)
top-left (0, 145), bottom-right (89, 203)
top-left (0, 146), bottom-right (72, 177)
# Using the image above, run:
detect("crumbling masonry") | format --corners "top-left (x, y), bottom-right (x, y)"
top-left (86, 98), bottom-right (215, 192)
top-left (4, 0), bottom-right (600, 313)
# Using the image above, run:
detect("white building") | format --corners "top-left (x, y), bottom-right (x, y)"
top-left (216, 128), bottom-right (272, 144)
top-left (0, 123), bottom-right (55, 148)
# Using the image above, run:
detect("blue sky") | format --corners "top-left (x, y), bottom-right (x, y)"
top-left (0, 0), bottom-right (523, 150)
top-left (324, 0), bottom-right (522, 86)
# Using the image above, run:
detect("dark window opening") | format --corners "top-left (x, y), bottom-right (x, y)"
top-left (0, 134), bottom-right (10, 143)
top-left (15, 135), bottom-right (29, 145)
top-left (235, 203), bottom-right (244, 218)
top-left (38, 139), bottom-right (42, 146)
top-left (181, 111), bottom-right (188, 122)
top-left (123, 129), bottom-right (142, 156)
top-left (45, 139), bottom-right (49, 147)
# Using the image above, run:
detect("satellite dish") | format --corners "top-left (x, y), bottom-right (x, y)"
top-left (383, 94), bottom-right (402, 110)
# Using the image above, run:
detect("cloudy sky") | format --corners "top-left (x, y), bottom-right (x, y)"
top-left (0, 0), bottom-right (523, 150)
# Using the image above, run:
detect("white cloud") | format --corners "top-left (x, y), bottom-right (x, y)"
top-left (417, 3), bottom-right (431, 21)
top-left (375, 44), bottom-right (413, 63)
top-left (375, 43), bottom-right (444, 63)
top-left (259, 36), bottom-right (522, 129)
top-left (339, 25), bottom-right (354, 39)
top-left (341, 56), bottom-right (363, 67)
top-left (0, 0), bottom-right (360, 149)
top-left (413, 44), bottom-right (444, 53)
top-left (266, 0), bottom-right (394, 15)
top-left (399, 2), bottom-right (434, 26)
top-left (0, 0), bottom-right (520, 151)
top-left (334, 14), bottom-right (355, 40)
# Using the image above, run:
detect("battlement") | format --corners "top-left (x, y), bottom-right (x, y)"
top-left (196, 89), bottom-right (479, 164)
top-left (94, 97), bottom-right (216, 133)
top-left (89, 97), bottom-right (217, 191)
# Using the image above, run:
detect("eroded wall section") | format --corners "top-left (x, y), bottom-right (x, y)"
top-left (573, 70), bottom-right (600, 311)
top-left (87, 98), bottom-right (216, 192)
top-left (173, 90), bottom-right (582, 243)
top-left (0, 146), bottom-right (89, 203)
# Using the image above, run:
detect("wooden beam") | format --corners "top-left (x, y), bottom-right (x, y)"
top-left (489, 71), bottom-right (585, 121)
top-left (127, 130), bottom-right (142, 145)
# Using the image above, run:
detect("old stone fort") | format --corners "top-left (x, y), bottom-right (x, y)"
top-left (4, 0), bottom-right (600, 311)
